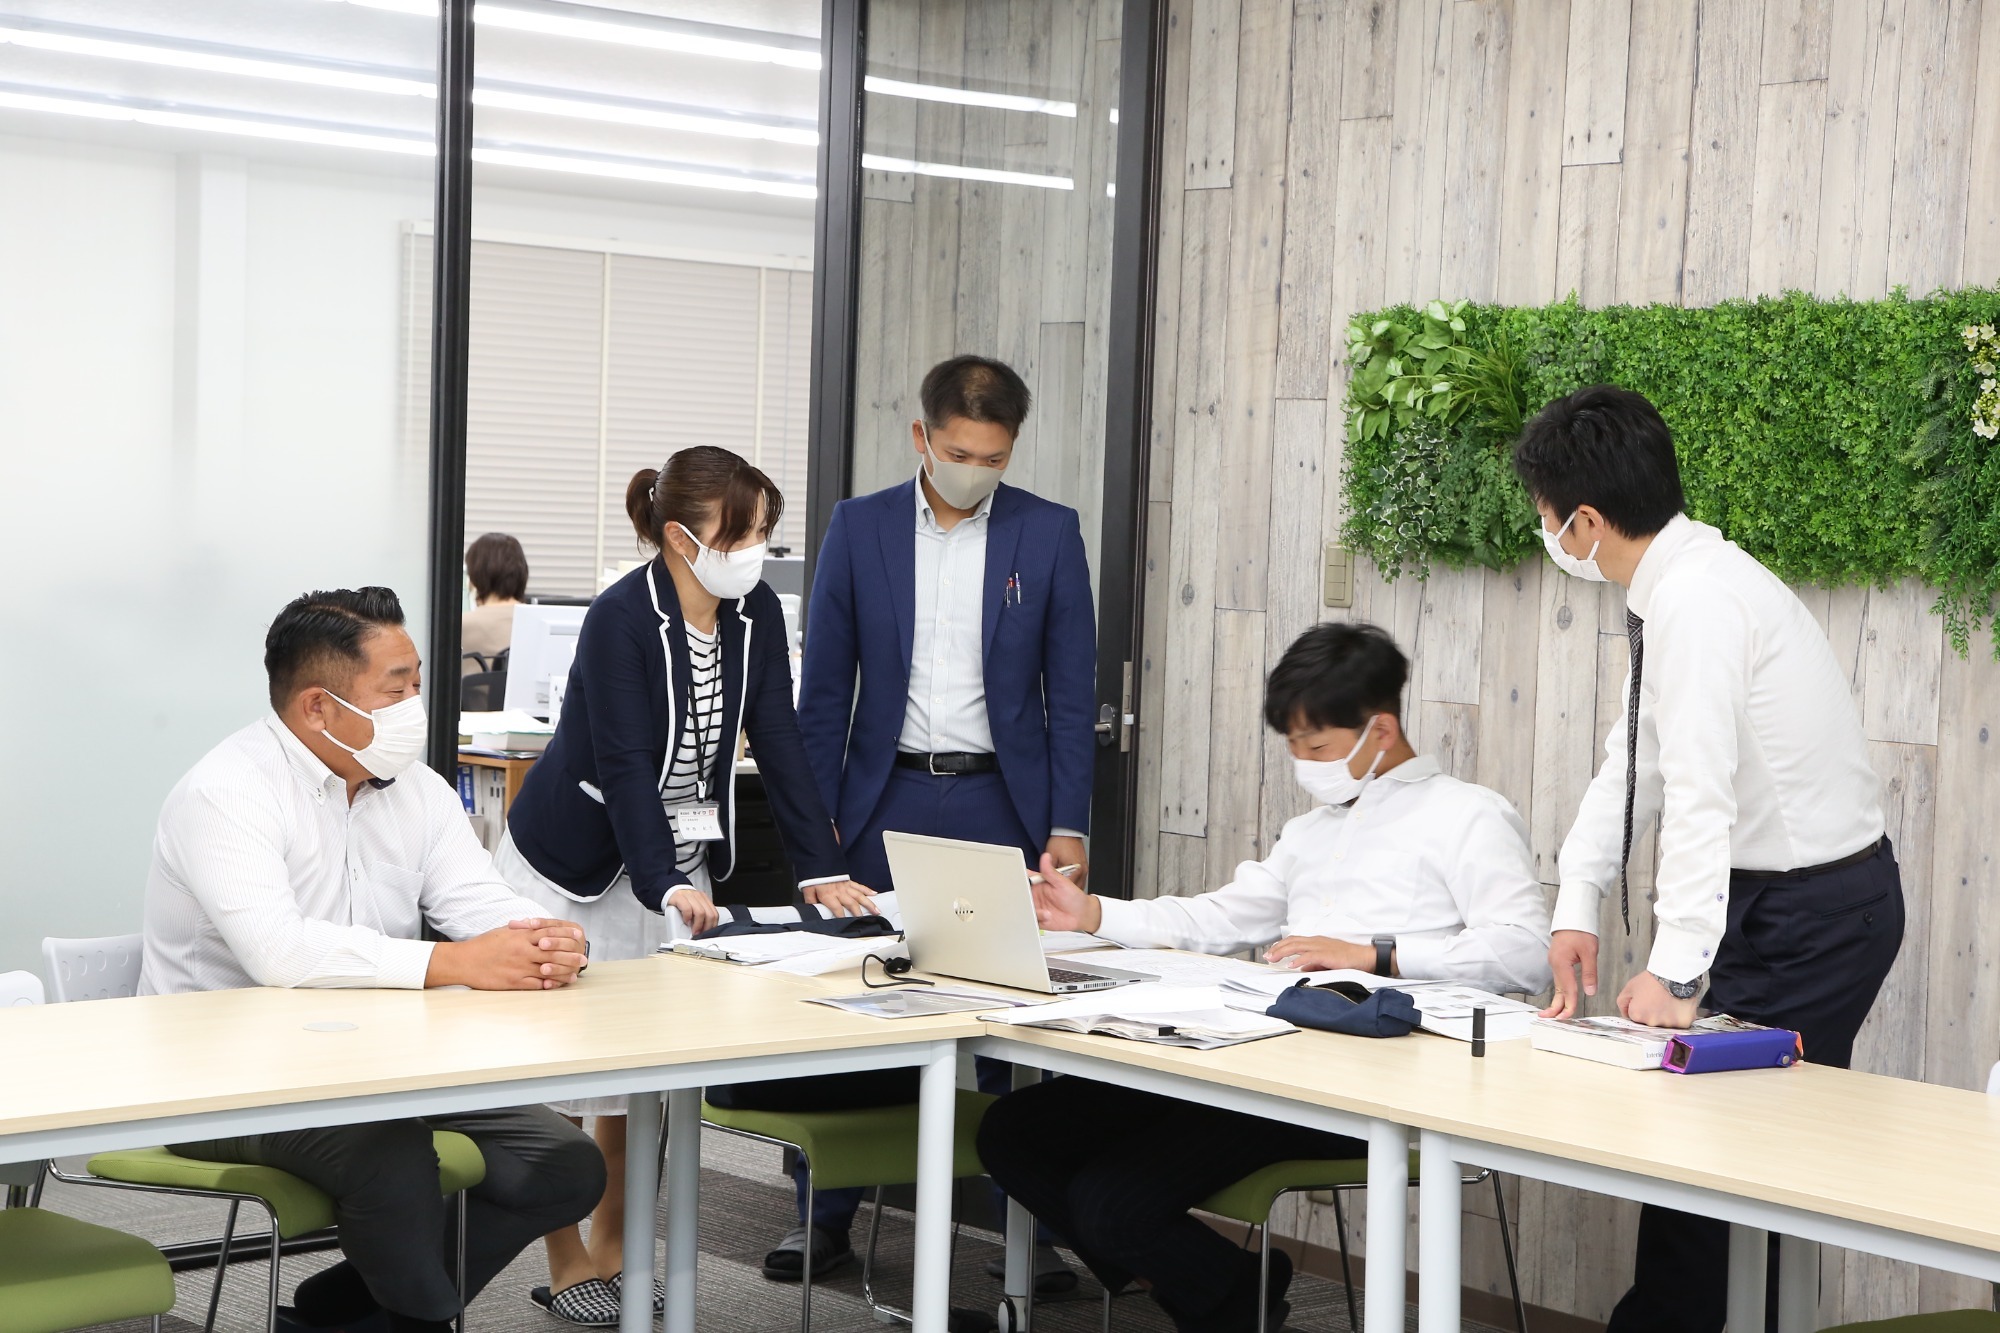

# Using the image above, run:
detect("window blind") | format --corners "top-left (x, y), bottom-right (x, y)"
top-left (406, 235), bottom-right (815, 599)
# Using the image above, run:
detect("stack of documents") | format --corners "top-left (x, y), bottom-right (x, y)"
top-left (458, 710), bottom-right (556, 753)
top-left (978, 983), bottom-right (1297, 1050)
top-left (668, 933), bottom-right (905, 977)
top-left (1053, 950), bottom-right (1536, 1042)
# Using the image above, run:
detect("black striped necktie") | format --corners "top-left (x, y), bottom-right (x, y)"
top-left (1620, 609), bottom-right (1643, 934)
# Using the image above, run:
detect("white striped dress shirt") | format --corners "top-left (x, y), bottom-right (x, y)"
top-left (140, 715), bottom-right (550, 995)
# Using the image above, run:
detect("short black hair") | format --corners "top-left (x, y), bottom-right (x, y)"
top-left (1262, 622), bottom-right (1408, 734)
top-left (1512, 385), bottom-right (1686, 538)
top-left (465, 532), bottom-right (528, 602)
top-left (265, 587), bottom-right (406, 711)
top-left (920, 355), bottom-right (1033, 437)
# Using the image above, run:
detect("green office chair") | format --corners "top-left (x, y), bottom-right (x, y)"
top-left (0, 1206), bottom-right (177, 1333)
top-left (1194, 1155), bottom-right (1527, 1333)
top-left (38, 935), bottom-right (486, 1333)
top-left (701, 1090), bottom-right (996, 1333)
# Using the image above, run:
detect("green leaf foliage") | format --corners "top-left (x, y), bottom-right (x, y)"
top-left (1339, 288), bottom-right (2000, 656)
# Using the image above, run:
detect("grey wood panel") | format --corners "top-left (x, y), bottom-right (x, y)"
top-left (1760, 0), bottom-right (1830, 83)
top-left (1340, 0), bottom-right (1400, 119)
top-left (1476, 561), bottom-right (1543, 826)
top-left (1555, 162), bottom-right (1623, 305)
top-left (1186, 0), bottom-right (1246, 187)
top-left (1814, 0), bottom-right (1904, 299)
top-left (1615, 0), bottom-right (1700, 304)
top-left (1206, 608), bottom-right (1270, 887)
top-left (1886, 0), bottom-right (1982, 292)
top-left (1383, 0), bottom-right (1452, 300)
top-left (1679, 0), bottom-right (1765, 305)
top-left (1747, 78), bottom-right (1829, 294)
top-left (1275, 0), bottom-right (1347, 399)
top-left (1437, 0), bottom-right (1513, 301)
top-left (1495, 0), bottom-right (1569, 305)
top-left (1969, 4), bottom-right (2000, 284)
top-left (1561, 0), bottom-right (1631, 165)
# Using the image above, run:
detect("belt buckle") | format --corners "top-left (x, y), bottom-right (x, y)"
top-left (928, 752), bottom-right (951, 777)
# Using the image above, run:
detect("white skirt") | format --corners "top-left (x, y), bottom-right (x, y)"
top-left (493, 829), bottom-right (711, 1117)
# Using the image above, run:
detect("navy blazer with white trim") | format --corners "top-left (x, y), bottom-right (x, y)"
top-left (506, 557), bottom-right (846, 912)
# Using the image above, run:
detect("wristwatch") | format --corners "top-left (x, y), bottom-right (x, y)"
top-left (1372, 936), bottom-right (1396, 977)
top-left (1652, 971), bottom-right (1703, 1000)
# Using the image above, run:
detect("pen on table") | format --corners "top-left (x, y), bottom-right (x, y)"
top-left (1471, 1005), bottom-right (1487, 1058)
top-left (1027, 863), bottom-right (1085, 885)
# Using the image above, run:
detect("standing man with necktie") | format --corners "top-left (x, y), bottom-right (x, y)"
top-left (1516, 385), bottom-right (1905, 1333)
top-left (722, 354), bottom-right (1098, 1288)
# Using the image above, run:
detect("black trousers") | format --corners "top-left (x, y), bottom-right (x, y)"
top-left (1607, 839), bottom-right (1905, 1333)
top-left (175, 1105), bottom-right (605, 1321)
top-left (976, 1076), bottom-right (1365, 1332)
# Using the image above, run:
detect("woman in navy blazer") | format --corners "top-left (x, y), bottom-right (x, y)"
top-left (495, 446), bottom-right (872, 1321)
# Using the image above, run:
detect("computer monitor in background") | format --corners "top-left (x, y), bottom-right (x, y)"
top-left (501, 604), bottom-right (588, 720)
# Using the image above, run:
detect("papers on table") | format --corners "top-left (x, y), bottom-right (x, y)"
top-left (1056, 949), bottom-right (1384, 1009)
top-left (1403, 985), bottom-right (1538, 1042)
top-left (978, 983), bottom-right (1297, 1050)
top-left (805, 987), bottom-right (1033, 1019)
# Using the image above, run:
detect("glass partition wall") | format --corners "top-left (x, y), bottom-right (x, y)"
top-left (0, 0), bottom-right (438, 972)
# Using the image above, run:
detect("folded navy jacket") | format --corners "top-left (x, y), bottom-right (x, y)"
top-left (1268, 983), bottom-right (1421, 1037)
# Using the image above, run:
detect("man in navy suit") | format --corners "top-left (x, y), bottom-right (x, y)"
top-left (759, 355), bottom-right (1097, 1282)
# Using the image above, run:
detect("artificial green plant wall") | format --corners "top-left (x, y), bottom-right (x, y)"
top-left (1339, 290), bottom-right (2000, 656)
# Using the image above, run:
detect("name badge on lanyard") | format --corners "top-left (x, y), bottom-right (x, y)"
top-left (672, 802), bottom-right (724, 841)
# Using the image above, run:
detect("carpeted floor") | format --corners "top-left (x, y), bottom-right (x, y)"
top-left (44, 1128), bottom-right (1503, 1332)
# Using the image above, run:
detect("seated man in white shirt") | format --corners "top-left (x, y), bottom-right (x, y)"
top-left (977, 622), bottom-right (1550, 1333)
top-left (141, 587), bottom-right (605, 1333)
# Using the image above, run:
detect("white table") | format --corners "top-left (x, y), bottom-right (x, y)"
top-left (0, 958), bottom-right (976, 1333)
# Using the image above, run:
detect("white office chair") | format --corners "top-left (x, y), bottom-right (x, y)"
top-left (0, 969), bottom-right (44, 1007)
top-left (41, 934), bottom-right (143, 1001)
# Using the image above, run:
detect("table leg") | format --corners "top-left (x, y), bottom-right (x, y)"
top-left (1003, 1066), bottom-right (1041, 1326)
top-left (1364, 1122), bottom-right (1407, 1333)
top-left (1416, 1130), bottom-right (1461, 1333)
top-left (1727, 1224), bottom-right (1768, 1331)
top-left (1776, 1234), bottom-right (1819, 1333)
top-left (663, 1089), bottom-right (702, 1333)
top-left (622, 1092), bottom-right (663, 1333)
top-left (911, 1042), bottom-right (957, 1333)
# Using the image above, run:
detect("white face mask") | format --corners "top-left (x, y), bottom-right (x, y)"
top-left (1541, 509), bottom-right (1609, 582)
top-left (920, 424), bottom-right (1006, 511)
top-left (673, 523), bottom-right (766, 600)
top-left (1292, 715), bottom-right (1385, 807)
top-left (322, 690), bottom-right (427, 780)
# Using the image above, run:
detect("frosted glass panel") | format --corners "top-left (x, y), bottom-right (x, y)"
top-left (0, 0), bottom-right (438, 974)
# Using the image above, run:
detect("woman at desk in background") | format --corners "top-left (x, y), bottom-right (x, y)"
top-left (461, 531), bottom-right (528, 674)
top-left (493, 446), bottom-right (879, 1324)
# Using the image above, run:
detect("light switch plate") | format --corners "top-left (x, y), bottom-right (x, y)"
top-left (1323, 541), bottom-right (1353, 608)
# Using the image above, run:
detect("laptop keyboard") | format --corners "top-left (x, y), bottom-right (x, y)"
top-left (1046, 966), bottom-right (1111, 986)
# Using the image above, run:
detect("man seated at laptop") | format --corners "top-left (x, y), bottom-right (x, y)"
top-left (140, 588), bottom-right (606, 1333)
top-left (978, 621), bottom-right (1551, 1333)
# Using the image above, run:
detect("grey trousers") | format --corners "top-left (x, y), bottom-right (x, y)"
top-left (174, 1105), bottom-right (606, 1320)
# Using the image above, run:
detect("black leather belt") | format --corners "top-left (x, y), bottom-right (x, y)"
top-left (895, 750), bottom-right (999, 776)
top-left (1733, 836), bottom-right (1886, 881)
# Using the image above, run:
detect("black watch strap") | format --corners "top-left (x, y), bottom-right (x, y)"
top-left (1372, 936), bottom-right (1395, 977)
top-left (1652, 971), bottom-right (1702, 1000)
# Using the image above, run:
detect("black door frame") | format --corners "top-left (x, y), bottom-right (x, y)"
top-left (800, 0), bottom-right (1167, 899)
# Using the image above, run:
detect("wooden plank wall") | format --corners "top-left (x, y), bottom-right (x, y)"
top-left (848, 0), bottom-right (1121, 584)
top-left (1135, 0), bottom-right (2000, 1322)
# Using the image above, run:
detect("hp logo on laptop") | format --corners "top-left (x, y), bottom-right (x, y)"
top-left (951, 899), bottom-right (976, 920)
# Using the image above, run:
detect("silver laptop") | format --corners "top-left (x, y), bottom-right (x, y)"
top-left (885, 832), bottom-right (1152, 993)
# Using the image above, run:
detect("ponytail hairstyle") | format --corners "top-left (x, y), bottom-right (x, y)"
top-left (625, 445), bottom-right (785, 554)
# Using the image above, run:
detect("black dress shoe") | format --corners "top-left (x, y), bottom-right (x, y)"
top-left (275, 1307), bottom-right (389, 1333)
top-left (761, 1224), bottom-right (855, 1281)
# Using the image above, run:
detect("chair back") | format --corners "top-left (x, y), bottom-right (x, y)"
top-left (462, 669), bottom-right (508, 711)
top-left (1987, 1062), bottom-right (2000, 1098)
top-left (41, 935), bottom-right (143, 1002)
top-left (0, 970), bottom-right (42, 1007)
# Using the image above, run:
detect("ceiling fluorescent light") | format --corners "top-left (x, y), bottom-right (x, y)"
top-left (474, 85), bottom-right (818, 145)
top-left (861, 153), bottom-right (1071, 191)
top-left (864, 76), bottom-right (1075, 118)
top-left (477, 3), bottom-right (820, 68)
top-left (0, 22), bottom-right (432, 96)
top-left (0, 84), bottom-right (817, 195)
top-left (474, 145), bottom-right (815, 196)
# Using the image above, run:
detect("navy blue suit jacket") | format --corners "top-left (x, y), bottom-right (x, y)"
top-left (507, 559), bottom-right (845, 912)
top-left (798, 479), bottom-right (1097, 848)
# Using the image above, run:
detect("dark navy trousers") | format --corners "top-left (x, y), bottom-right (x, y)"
top-left (713, 767), bottom-right (1041, 1237)
top-left (1607, 839), bottom-right (1905, 1333)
